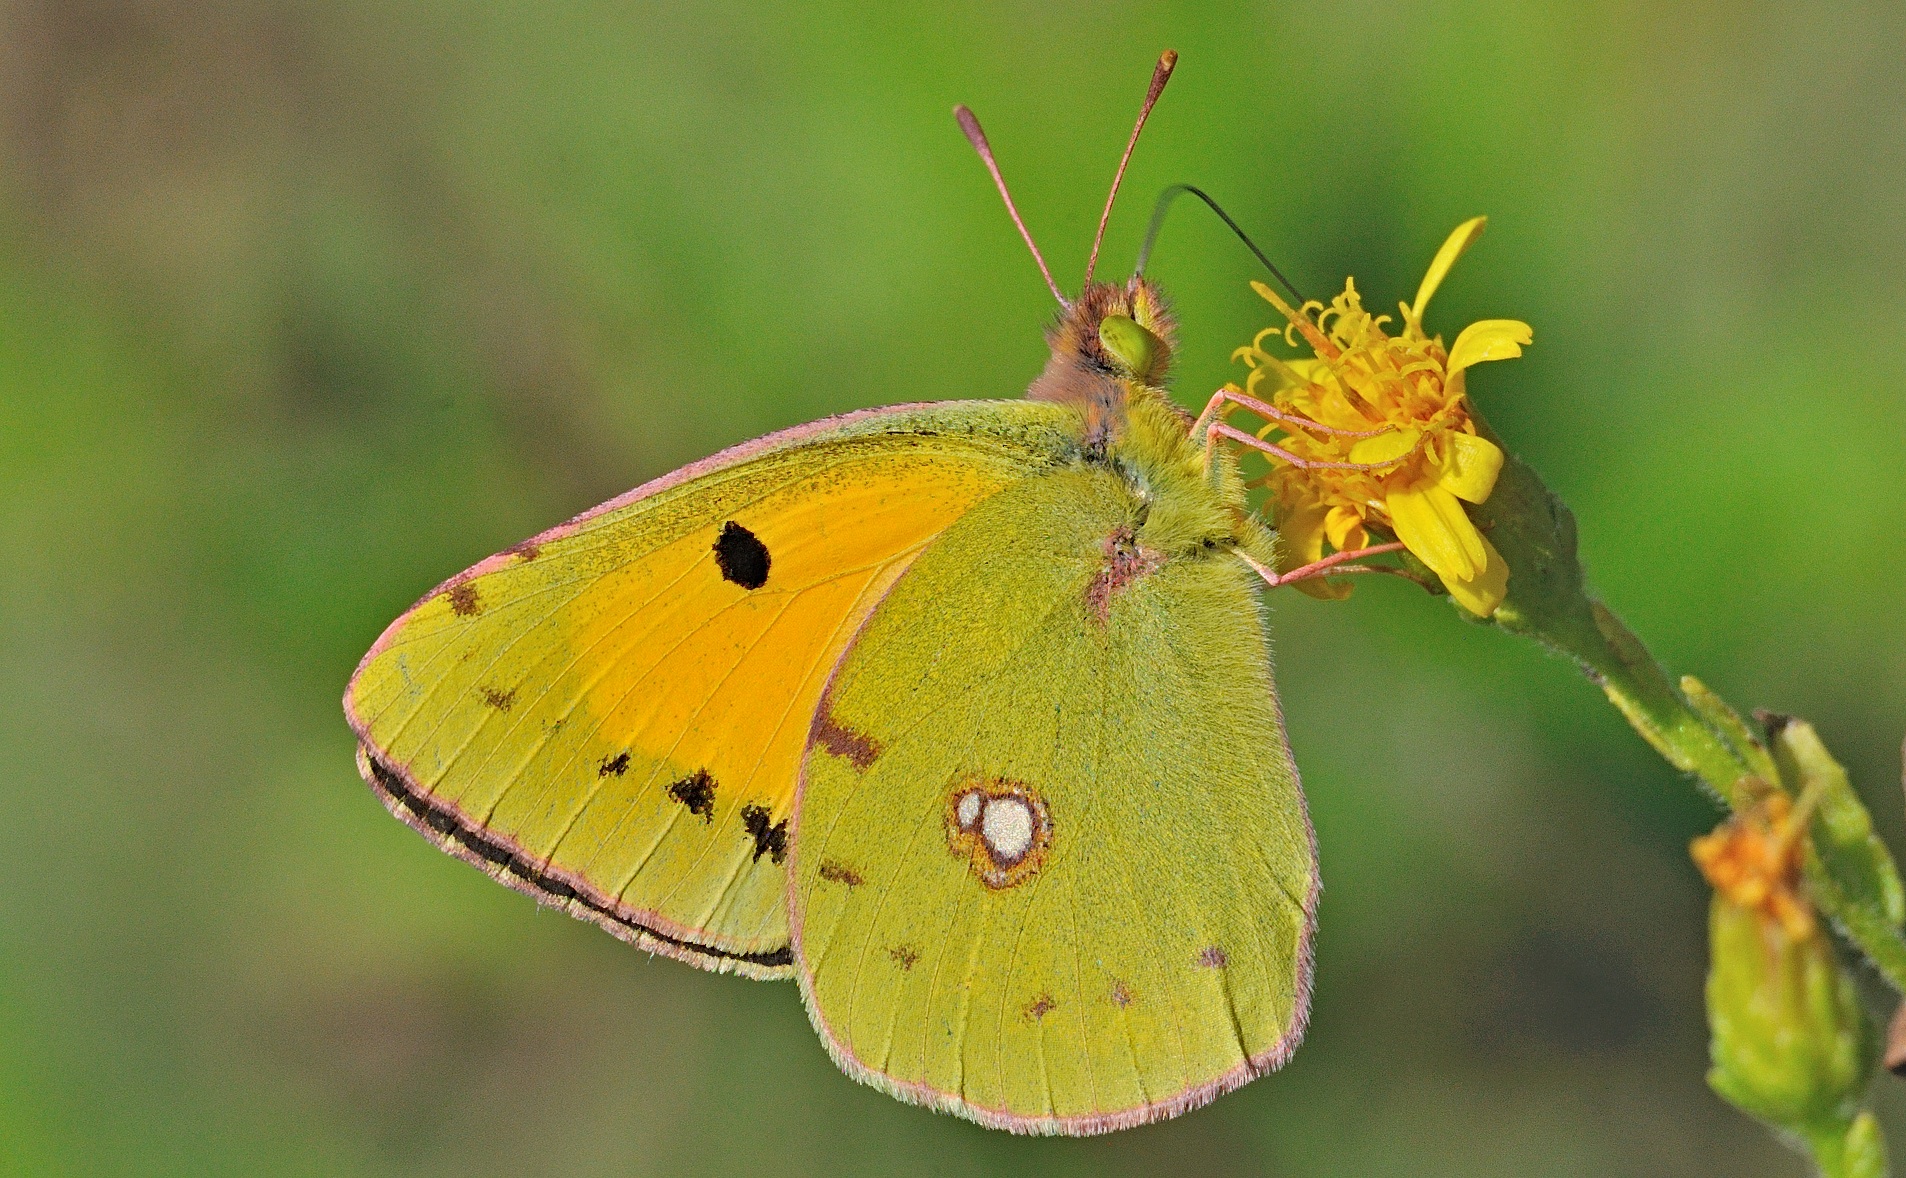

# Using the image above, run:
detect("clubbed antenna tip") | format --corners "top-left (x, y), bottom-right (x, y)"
top-left (955, 104), bottom-right (1069, 308)
top-left (1084, 50), bottom-right (1178, 289)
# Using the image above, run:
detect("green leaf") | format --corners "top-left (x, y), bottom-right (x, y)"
top-left (1682, 676), bottom-right (1778, 786)
top-left (1769, 715), bottom-right (1906, 928)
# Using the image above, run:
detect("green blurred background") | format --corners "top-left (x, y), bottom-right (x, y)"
top-left (3, 2), bottom-right (1903, 1174)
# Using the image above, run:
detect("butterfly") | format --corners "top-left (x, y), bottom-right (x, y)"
top-left (344, 51), bottom-right (1317, 1135)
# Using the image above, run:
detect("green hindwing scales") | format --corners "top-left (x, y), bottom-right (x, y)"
top-left (789, 450), bottom-right (1316, 1135)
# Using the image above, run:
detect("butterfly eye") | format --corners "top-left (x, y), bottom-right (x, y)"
top-left (1098, 314), bottom-right (1165, 383)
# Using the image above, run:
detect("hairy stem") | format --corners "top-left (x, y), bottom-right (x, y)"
top-left (1464, 435), bottom-right (1906, 994)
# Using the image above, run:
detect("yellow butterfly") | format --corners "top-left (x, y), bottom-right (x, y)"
top-left (345, 51), bottom-right (1317, 1135)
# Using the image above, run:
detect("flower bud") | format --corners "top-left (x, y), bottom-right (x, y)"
top-left (1695, 796), bottom-right (1880, 1169)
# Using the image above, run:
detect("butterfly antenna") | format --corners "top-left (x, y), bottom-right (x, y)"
top-left (1135, 183), bottom-right (1307, 306)
top-left (955, 104), bottom-right (1069, 309)
top-left (1083, 49), bottom-right (1178, 290)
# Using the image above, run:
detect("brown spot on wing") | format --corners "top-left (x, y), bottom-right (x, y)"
top-left (814, 712), bottom-right (881, 771)
top-left (667, 770), bottom-right (716, 822)
top-left (887, 944), bottom-right (920, 971)
top-left (1084, 526), bottom-right (1164, 624)
top-left (1023, 993), bottom-right (1057, 1022)
top-left (478, 686), bottom-right (515, 712)
top-left (818, 860), bottom-right (865, 887)
top-left (740, 804), bottom-right (787, 865)
top-left (1198, 946), bottom-right (1228, 969)
top-left (1109, 980), bottom-right (1135, 1008)
top-left (447, 580), bottom-right (482, 616)
top-left (598, 752), bottom-right (630, 777)
top-left (506, 539), bottom-right (541, 562)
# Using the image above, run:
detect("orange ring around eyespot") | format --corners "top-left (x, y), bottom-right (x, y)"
top-left (943, 776), bottom-right (1052, 889)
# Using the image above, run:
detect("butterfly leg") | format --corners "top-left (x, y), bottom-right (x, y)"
top-left (1196, 388), bottom-right (1428, 593)
top-left (1202, 421), bottom-right (1412, 473)
top-left (1194, 390), bottom-right (1418, 481)
top-left (1189, 386), bottom-right (1388, 450)
top-left (1235, 542), bottom-right (1407, 591)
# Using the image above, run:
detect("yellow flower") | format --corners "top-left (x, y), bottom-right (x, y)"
top-left (1228, 217), bottom-right (1531, 616)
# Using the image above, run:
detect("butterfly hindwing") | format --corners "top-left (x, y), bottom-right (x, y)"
top-left (346, 401), bottom-right (1079, 976)
top-left (790, 463), bottom-right (1317, 1131)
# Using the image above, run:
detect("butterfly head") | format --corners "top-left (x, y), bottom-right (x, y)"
top-left (1026, 276), bottom-right (1178, 418)
top-left (1065, 277), bottom-right (1176, 386)
top-left (957, 53), bottom-right (1186, 435)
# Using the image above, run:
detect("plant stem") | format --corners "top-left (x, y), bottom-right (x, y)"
top-left (1461, 432), bottom-right (1906, 995)
top-left (1548, 598), bottom-right (1906, 995)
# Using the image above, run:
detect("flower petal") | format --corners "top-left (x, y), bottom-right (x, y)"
top-left (1410, 216), bottom-right (1488, 323)
top-left (1447, 319), bottom-right (1533, 375)
top-left (1441, 533), bottom-right (1509, 617)
top-left (1324, 505), bottom-right (1368, 553)
top-left (1435, 432), bottom-right (1504, 504)
top-left (1273, 500), bottom-right (1353, 600)
top-left (1349, 427), bottom-right (1421, 467)
top-left (1248, 350), bottom-right (1320, 394)
top-left (1275, 501), bottom-right (1329, 571)
top-left (1285, 357), bottom-right (1329, 383)
top-left (1294, 574), bottom-right (1354, 600)
top-left (1387, 483), bottom-right (1485, 582)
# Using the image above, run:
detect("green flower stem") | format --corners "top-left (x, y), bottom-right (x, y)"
top-left (1559, 595), bottom-right (1906, 997)
top-left (1577, 601), bottom-right (1757, 811)
top-left (1465, 432), bottom-right (1906, 996)
top-left (1806, 1112), bottom-right (1891, 1178)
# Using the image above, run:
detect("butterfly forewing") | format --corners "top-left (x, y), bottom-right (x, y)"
top-left (791, 464), bottom-right (1316, 1131)
top-left (347, 401), bottom-right (1078, 976)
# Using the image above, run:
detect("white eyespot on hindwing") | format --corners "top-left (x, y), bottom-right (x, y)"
top-left (981, 796), bottom-right (1035, 863)
top-left (955, 790), bottom-right (984, 832)
top-left (945, 777), bottom-right (1051, 889)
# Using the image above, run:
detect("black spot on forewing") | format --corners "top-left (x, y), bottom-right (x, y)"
top-left (667, 770), bottom-right (716, 822)
top-left (714, 521), bottom-right (770, 589)
top-left (598, 752), bottom-right (630, 777)
top-left (888, 945), bottom-right (920, 971)
top-left (478, 686), bottom-right (515, 712)
top-left (740, 804), bottom-right (787, 864)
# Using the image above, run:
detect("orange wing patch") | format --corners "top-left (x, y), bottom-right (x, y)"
top-left (346, 403), bottom-right (1075, 976)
